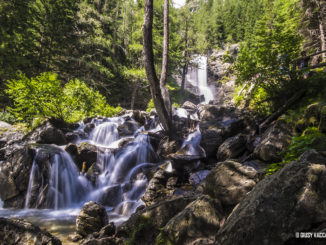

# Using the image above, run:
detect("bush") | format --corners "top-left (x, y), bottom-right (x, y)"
top-left (6, 72), bottom-right (122, 124)
top-left (0, 111), bottom-right (17, 124)
top-left (266, 127), bottom-right (326, 175)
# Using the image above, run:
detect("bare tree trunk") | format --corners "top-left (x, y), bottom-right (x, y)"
top-left (143, 0), bottom-right (173, 133)
top-left (180, 17), bottom-right (189, 101)
top-left (180, 63), bottom-right (188, 99)
top-left (130, 81), bottom-right (138, 110)
top-left (160, 0), bottom-right (172, 118)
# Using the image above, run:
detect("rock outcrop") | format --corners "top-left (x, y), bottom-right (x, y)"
top-left (215, 150), bottom-right (326, 245)
top-left (157, 195), bottom-right (223, 245)
top-left (0, 218), bottom-right (61, 245)
top-left (0, 146), bottom-right (35, 208)
top-left (76, 201), bottom-right (109, 237)
top-left (204, 161), bottom-right (258, 207)
top-left (254, 120), bottom-right (292, 162)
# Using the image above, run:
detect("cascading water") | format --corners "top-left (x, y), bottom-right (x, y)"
top-left (24, 146), bottom-right (89, 209)
top-left (21, 115), bottom-right (160, 226)
top-left (186, 55), bottom-right (214, 104)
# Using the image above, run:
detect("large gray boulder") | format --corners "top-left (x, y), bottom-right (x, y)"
top-left (157, 195), bottom-right (224, 245)
top-left (0, 218), bottom-right (61, 245)
top-left (0, 147), bottom-right (35, 208)
top-left (215, 150), bottom-right (326, 245)
top-left (117, 196), bottom-right (196, 245)
top-left (199, 105), bottom-right (251, 157)
top-left (254, 120), bottom-right (292, 162)
top-left (76, 202), bottom-right (108, 237)
top-left (204, 161), bottom-right (258, 207)
top-left (25, 121), bottom-right (67, 145)
top-left (216, 134), bottom-right (247, 161)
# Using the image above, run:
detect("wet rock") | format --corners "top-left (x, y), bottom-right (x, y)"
top-left (0, 217), bottom-right (61, 245)
top-left (116, 196), bottom-right (196, 244)
top-left (66, 143), bottom-right (97, 172)
top-left (157, 195), bottom-right (224, 245)
top-left (215, 150), bottom-right (326, 245)
top-left (142, 165), bottom-right (174, 206)
top-left (157, 138), bottom-right (182, 157)
top-left (132, 110), bottom-right (149, 125)
top-left (182, 101), bottom-right (197, 114)
top-left (118, 120), bottom-right (139, 136)
top-left (65, 132), bottom-right (78, 143)
top-left (254, 120), bottom-right (292, 162)
top-left (76, 201), bottom-right (109, 237)
top-left (0, 146), bottom-right (35, 208)
top-left (204, 161), bottom-right (258, 206)
top-left (216, 133), bottom-right (247, 161)
top-left (84, 123), bottom-right (95, 134)
top-left (25, 121), bottom-right (67, 145)
top-left (98, 222), bottom-right (116, 238)
top-left (98, 185), bottom-right (122, 207)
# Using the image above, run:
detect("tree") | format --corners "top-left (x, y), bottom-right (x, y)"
top-left (143, 0), bottom-right (173, 133)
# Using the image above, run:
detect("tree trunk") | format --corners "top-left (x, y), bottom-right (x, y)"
top-left (180, 63), bottom-right (188, 99)
top-left (160, 0), bottom-right (172, 118)
top-left (143, 0), bottom-right (173, 133)
top-left (180, 17), bottom-right (189, 101)
top-left (130, 81), bottom-right (138, 110)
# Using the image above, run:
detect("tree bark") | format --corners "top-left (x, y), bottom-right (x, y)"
top-left (143, 0), bottom-right (173, 133)
top-left (130, 81), bottom-right (138, 110)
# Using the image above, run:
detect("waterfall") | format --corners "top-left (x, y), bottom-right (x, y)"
top-left (23, 115), bottom-right (159, 222)
top-left (24, 146), bottom-right (89, 209)
top-left (186, 55), bottom-right (214, 104)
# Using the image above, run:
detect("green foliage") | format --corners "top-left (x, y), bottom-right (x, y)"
top-left (266, 127), bottom-right (326, 175)
top-left (234, 0), bottom-right (304, 114)
top-left (146, 99), bottom-right (155, 113)
top-left (5, 72), bottom-right (121, 124)
top-left (0, 111), bottom-right (17, 124)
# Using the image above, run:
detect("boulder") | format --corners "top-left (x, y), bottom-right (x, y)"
top-left (157, 195), bottom-right (224, 245)
top-left (204, 161), bottom-right (258, 207)
top-left (142, 165), bottom-right (174, 206)
top-left (215, 150), bottom-right (326, 245)
top-left (199, 105), bottom-right (250, 157)
top-left (0, 147), bottom-right (35, 208)
top-left (65, 143), bottom-right (97, 172)
top-left (25, 121), bottom-right (67, 145)
top-left (254, 120), bottom-right (292, 162)
top-left (181, 101), bottom-right (197, 114)
top-left (132, 110), bottom-right (149, 125)
top-left (118, 120), bottom-right (139, 136)
top-left (76, 201), bottom-right (109, 237)
top-left (216, 133), bottom-right (247, 161)
top-left (296, 103), bottom-right (323, 131)
top-left (0, 218), bottom-right (61, 245)
top-left (116, 196), bottom-right (196, 244)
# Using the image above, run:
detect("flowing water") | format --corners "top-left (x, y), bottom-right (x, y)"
top-left (186, 55), bottom-right (215, 103)
top-left (0, 115), bottom-right (161, 243)
top-left (0, 111), bottom-right (206, 243)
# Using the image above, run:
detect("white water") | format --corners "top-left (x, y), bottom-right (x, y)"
top-left (186, 55), bottom-right (214, 104)
top-left (19, 115), bottom-right (160, 225)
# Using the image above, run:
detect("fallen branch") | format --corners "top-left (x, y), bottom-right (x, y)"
top-left (260, 89), bottom-right (306, 129)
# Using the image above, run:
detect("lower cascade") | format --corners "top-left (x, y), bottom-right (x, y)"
top-left (22, 115), bottom-right (160, 224)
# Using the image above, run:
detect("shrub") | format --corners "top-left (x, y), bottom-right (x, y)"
top-left (6, 72), bottom-right (122, 124)
top-left (266, 127), bottom-right (326, 175)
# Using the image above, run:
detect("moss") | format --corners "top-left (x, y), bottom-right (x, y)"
top-left (127, 216), bottom-right (157, 245)
top-left (155, 230), bottom-right (177, 245)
